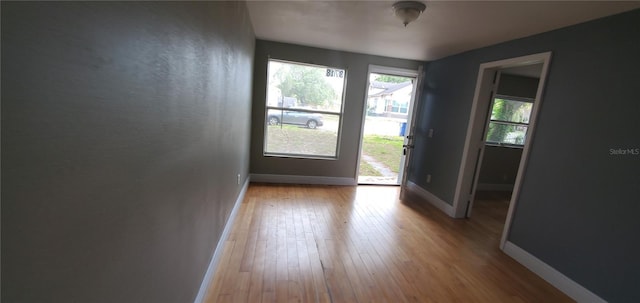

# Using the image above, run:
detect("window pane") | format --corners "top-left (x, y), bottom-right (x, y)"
top-left (389, 100), bottom-right (409, 114)
top-left (391, 101), bottom-right (400, 113)
top-left (490, 98), bottom-right (533, 123)
top-left (265, 60), bottom-right (345, 158)
top-left (266, 113), bottom-right (339, 157)
top-left (486, 123), bottom-right (528, 145)
top-left (400, 102), bottom-right (408, 114)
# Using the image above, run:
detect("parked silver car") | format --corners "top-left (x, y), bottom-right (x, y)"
top-left (267, 109), bottom-right (324, 129)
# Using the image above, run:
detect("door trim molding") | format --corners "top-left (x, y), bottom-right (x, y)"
top-left (451, 52), bottom-right (552, 234)
top-left (503, 241), bottom-right (606, 303)
top-left (498, 52), bottom-right (552, 248)
top-left (452, 52), bottom-right (553, 219)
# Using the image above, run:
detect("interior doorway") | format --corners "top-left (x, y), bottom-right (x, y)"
top-left (468, 64), bottom-right (542, 217)
top-left (357, 66), bottom-right (418, 185)
top-left (451, 52), bottom-right (552, 249)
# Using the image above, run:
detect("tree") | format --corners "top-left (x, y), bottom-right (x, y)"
top-left (276, 65), bottom-right (336, 108)
top-left (486, 99), bottom-right (530, 143)
top-left (374, 74), bottom-right (410, 84)
top-left (486, 99), bottom-right (510, 143)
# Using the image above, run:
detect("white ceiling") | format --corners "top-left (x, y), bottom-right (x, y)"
top-left (246, 1), bottom-right (640, 61)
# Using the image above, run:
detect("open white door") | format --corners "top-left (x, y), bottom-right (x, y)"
top-left (465, 71), bottom-right (502, 217)
top-left (399, 65), bottom-right (424, 199)
top-left (356, 65), bottom-right (421, 187)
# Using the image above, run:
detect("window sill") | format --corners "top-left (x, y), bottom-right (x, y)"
top-left (485, 142), bottom-right (524, 149)
top-left (263, 153), bottom-right (338, 161)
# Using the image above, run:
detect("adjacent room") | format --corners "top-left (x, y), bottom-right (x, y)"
top-left (2, 1), bottom-right (639, 302)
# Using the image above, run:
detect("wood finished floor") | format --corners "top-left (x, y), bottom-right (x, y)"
top-left (204, 184), bottom-right (573, 303)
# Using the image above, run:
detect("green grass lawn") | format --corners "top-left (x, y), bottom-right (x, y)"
top-left (360, 135), bottom-right (404, 174)
top-left (265, 124), bottom-right (338, 156)
top-left (265, 124), bottom-right (404, 176)
top-left (358, 160), bottom-right (382, 176)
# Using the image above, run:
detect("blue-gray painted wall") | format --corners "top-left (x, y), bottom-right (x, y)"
top-left (410, 9), bottom-right (640, 302)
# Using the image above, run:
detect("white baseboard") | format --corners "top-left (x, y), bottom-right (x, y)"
top-left (502, 241), bottom-right (606, 303)
top-left (476, 183), bottom-right (514, 191)
top-left (250, 173), bottom-right (356, 186)
top-left (194, 177), bottom-right (249, 303)
top-left (406, 181), bottom-right (455, 217)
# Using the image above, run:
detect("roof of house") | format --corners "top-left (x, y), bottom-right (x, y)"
top-left (369, 81), bottom-right (412, 97)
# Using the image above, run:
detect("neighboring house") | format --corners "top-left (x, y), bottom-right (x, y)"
top-left (267, 85), bottom-right (297, 108)
top-left (367, 81), bottom-right (413, 118)
top-left (269, 95), bottom-right (297, 108)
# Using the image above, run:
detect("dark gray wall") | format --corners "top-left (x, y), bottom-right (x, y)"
top-left (409, 9), bottom-right (640, 302)
top-left (497, 74), bottom-right (540, 98)
top-left (1, 2), bottom-right (254, 302)
top-left (250, 40), bottom-right (422, 178)
top-left (478, 146), bottom-right (522, 187)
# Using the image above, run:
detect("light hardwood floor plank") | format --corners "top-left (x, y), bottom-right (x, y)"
top-left (205, 184), bottom-right (573, 303)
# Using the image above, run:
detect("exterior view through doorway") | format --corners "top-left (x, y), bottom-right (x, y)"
top-left (357, 66), bottom-right (419, 185)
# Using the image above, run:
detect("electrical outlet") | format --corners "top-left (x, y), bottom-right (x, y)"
top-left (426, 174), bottom-right (432, 183)
top-left (237, 174), bottom-right (241, 185)
top-left (428, 129), bottom-right (434, 138)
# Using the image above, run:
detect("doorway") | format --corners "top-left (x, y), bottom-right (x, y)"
top-left (451, 52), bottom-right (552, 249)
top-left (468, 64), bottom-right (542, 216)
top-left (357, 66), bottom-right (419, 185)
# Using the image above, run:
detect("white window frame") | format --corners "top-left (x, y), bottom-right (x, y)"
top-left (485, 94), bottom-right (534, 148)
top-left (263, 59), bottom-right (347, 159)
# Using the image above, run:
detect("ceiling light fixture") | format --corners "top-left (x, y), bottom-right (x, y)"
top-left (392, 1), bottom-right (427, 27)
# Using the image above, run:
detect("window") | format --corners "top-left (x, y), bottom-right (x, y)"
top-left (264, 60), bottom-right (346, 158)
top-left (486, 96), bottom-right (533, 146)
top-left (390, 100), bottom-right (408, 114)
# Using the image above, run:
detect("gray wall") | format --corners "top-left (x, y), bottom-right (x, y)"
top-left (409, 9), bottom-right (640, 302)
top-left (497, 73), bottom-right (540, 98)
top-left (477, 146), bottom-right (522, 187)
top-left (1, 2), bottom-right (254, 302)
top-left (250, 40), bottom-right (422, 179)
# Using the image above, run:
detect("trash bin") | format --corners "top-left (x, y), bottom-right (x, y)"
top-left (399, 122), bottom-right (407, 136)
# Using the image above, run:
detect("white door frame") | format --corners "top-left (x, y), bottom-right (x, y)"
top-left (355, 65), bottom-right (420, 185)
top-left (450, 52), bottom-right (552, 249)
